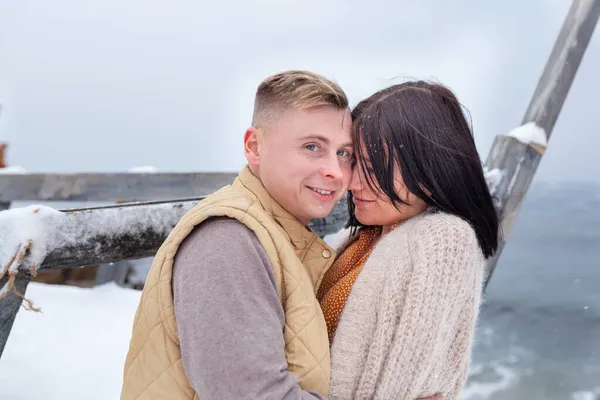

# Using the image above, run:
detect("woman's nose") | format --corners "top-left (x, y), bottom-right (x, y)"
top-left (348, 166), bottom-right (363, 191)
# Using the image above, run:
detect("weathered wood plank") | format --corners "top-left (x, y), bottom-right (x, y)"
top-left (483, 0), bottom-right (600, 287)
top-left (9, 197), bottom-right (348, 272)
top-left (0, 272), bottom-right (31, 357)
top-left (0, 172), bottom-right (238, 202)
top-left (42, 199), bottom-right (198, 269)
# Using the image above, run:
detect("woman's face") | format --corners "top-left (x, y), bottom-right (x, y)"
top-left (348, 151), bottom-right (428, 228)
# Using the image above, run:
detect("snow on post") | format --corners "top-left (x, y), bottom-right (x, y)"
top-left (483, 167), bottom-right (505, 197)
top-left (505, 122), bottom-right (548, 150)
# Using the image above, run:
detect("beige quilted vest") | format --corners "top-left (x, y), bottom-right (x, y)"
top-left (120, 166), bottom-right (336, 399)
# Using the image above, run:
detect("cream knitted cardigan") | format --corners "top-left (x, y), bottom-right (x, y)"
top-left (328, 211), bottom-right (485, 400)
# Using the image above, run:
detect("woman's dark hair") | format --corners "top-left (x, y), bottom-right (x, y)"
top-left (347, 80), bottom-right (499, 258)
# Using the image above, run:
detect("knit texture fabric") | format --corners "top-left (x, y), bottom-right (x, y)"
top-left (328, 211), bottom-right (485, 400)
top-left (317, 226), bottom-right (381, 343)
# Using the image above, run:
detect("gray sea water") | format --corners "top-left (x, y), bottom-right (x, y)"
top-left (461, 181), bottom-right (600, 399)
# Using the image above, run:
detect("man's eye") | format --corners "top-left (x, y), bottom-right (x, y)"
top-left (306, 144), bottom-right (319, 151)
top-left (337, 149), bottom-right (353, 160)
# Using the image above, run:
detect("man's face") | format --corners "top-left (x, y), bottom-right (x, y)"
top-left (251, 105), bottom-right (353, 225)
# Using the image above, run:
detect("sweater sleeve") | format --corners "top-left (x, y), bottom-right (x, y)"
top-left (369, 215), bottom-right (484, 400)
top-left (173, 217), bottom-right (327, 400)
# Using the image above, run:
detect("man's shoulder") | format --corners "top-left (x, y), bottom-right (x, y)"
top-left (173, 216), bottom-right (277, 295)
top-left (196, 216), bottom-right (253, 233)
top-left (181, 216), bottom-right (259, 251)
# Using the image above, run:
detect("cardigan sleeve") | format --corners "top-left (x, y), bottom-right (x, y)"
top-left (368, 214), bottom-right (484, 400)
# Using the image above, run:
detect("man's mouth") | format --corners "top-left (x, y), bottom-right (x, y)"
top-left (307, 186), bottom-right (336, 197)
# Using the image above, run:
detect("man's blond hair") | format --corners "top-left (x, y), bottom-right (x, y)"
top-left (252, 70), bottom-right (349, 128)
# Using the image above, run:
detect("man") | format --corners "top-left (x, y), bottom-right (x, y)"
top-left (120, 70), bottom-right (443, 400)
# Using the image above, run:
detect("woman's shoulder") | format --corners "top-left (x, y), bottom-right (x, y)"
top-left (377, 212), bottom-right (485, 294)
top-left (385, 211), bottom-right (480, 254)
top-left (415, 210), bottom-right (476, 236)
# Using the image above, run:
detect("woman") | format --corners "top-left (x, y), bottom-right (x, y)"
top-left (317, 81), bottom-right (499, 400)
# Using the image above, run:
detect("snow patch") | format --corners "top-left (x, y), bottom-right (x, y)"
top-left (0, 165), bottom-right (28, 174)
top-left (129, 165), bottom-right (158, 173)
top-left (0, 282), bottom-right (142, 400)
top-left (0, 205), bottom-right (64, 273)
top-left (505, 121), bottom-right (548, 147)
top-left (0, 205), bottom-right (65, 310)
top-left (483, 167), bottom-right (505, 195)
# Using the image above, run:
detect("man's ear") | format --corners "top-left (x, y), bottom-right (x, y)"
top-left (244, 127), bottom-right (261, 166)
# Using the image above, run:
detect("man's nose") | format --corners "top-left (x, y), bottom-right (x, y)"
top-left (321, 154), bottom-right (344, 181)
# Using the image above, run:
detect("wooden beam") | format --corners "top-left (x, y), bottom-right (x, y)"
top-left (484, 0), bottom-right (600, 287)
top-left (0, 172), bottom-right (238, 202)
top-left (6, 196), bottom-right (348, 272)
top-left (41, 199), bottom-right (200, 270)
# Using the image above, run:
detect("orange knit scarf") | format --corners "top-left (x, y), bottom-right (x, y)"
top-left (317, 226), bottom-right (382, 344)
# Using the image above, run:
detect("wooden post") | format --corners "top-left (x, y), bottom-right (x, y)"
top-left (0, 272), bottom-right (31, 356)
top-left (484, 0), bottom-right (600, 287)
top-left (0, 200), bottom-right (24, 359)
top-left (0, 196), bottom-right (32, 360)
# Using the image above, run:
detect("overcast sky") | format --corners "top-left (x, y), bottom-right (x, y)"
top-left (0, 0), bottom-right (598, 182)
